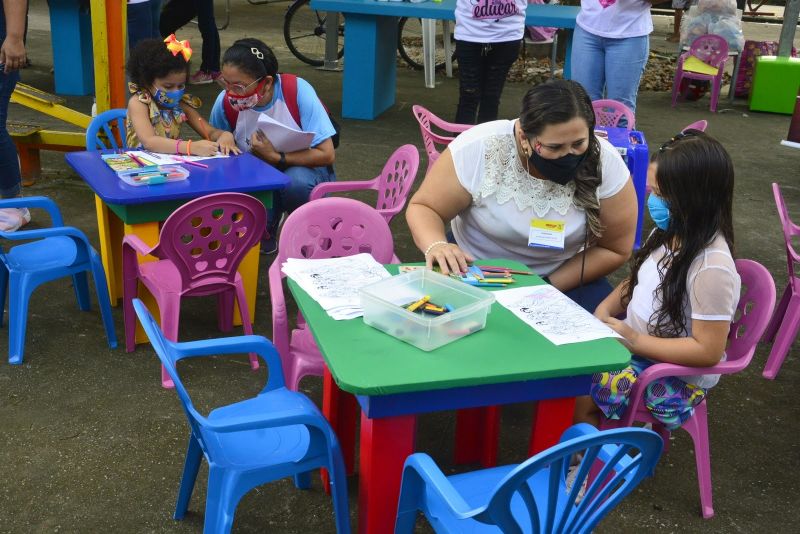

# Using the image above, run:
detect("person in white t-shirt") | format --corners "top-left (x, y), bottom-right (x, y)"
top-left (575, 130), bottom-right (740, 430)
top-left (571, 0), bottom-right (655, 117)
top-left (406, 79), bottom-right (638, 311)
top-left (453, 0), bottom-right (527, 124)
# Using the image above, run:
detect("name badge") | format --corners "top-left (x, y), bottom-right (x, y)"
top-left (528, 219), bottom-right (566, 250)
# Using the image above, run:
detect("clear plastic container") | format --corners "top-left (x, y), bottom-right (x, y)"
top-left (360, 269), bottom-right (495, 351)
top-left (117, 165), bottom-right (189, 186)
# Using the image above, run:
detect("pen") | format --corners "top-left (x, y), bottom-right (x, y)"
top-left (174, 156), bottom-right (209, 169)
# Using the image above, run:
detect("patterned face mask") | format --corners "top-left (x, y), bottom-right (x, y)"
top-left (152, 87), bottom-right (185, 109)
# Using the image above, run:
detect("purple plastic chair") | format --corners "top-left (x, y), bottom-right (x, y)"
top-left (269, 197), bottom-right (396, 391)
top-left (763, 183), bottom-right (800, 379)
top-left (309, 144), bottom-right (420, 224)
top-left (682, 119), bottom-right (708, 132)
top-left (412, 105), bottom-right (472, 174)
top-left (122, 193), bottom-right (266, 387)
top-left (672, 34), bottom-right (730, 112)
top-left (599, 259), bottom-right (775, 519)
top-left (592, 99), bottom-right (636, 130)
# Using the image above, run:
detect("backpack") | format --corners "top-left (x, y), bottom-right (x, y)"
top-left (222, 73), bottom-right (340, 149)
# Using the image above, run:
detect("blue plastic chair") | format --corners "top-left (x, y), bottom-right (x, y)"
top-left (0, 197), bottom-right (117, 364)
top-left (395, 424), bottom-right (663, 533)
top-left (131, 298), bottom-right (351, 533)
top-left (85, 108), bottom-right (128, 151)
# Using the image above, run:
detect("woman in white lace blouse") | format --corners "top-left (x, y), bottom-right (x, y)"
top-left (406, 80), bottom-right (638, 311)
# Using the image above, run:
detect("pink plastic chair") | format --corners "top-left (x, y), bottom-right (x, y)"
top-left (763, 183), bottom-right (800, 379)
top-left (672, 34), bottom-right (730, 112)
top-left (411, 105), bottom-right (472, 174)
top-left (122, 193), bottom-right (265, 387)
top-left (600, 259), bottom-right (776, 519)
top-left (591, 99), bottom-right (636, 129)
top-left (309, 144), bottom-right (420, 224)
top-left (269, 197), bottom-right (396, 391)
top-left (682, 119), bottom-right (708, 132)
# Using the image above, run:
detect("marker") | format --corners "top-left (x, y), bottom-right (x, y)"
top-left (406, 295), bottom-right (431, 313)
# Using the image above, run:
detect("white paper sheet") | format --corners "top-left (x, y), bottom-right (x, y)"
top-left (494, 285), bottom-right (622, 345)
top-left (282, 254), bottom-right (391, 320)
top-left (128, 150), bottom-right (230, 166)
top-left (254, 113), bottom-right (315, 153)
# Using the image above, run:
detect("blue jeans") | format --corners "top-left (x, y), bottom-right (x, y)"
top-left (270, 165), bottom-right (336, 232)
top-left (570, 25), bottom-right (649, 115)
top-left (159, 0), bottom-right (220, 72)
top-left (127, 1), bottom-right (161, 51)
top-left (0, 69), bottom-right (21, 199)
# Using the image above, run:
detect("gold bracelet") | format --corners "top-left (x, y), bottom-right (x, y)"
top-left (424, 240), bottom-right (449, 257)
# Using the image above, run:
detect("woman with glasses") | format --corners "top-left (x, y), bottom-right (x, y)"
top-left (406, 79), bottom-right (638, 311)
top-left (209, 38), bottom-right (337, 254)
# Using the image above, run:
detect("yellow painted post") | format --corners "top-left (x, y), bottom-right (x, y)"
top-left (90, 0), bottom-right (111, 113)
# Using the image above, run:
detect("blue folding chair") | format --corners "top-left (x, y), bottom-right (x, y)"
top-left (85, 108), bottom-right (128, 151)
top-left (395, 424), bottom-right (663, 533)
top-left (0, 197), bottom-right (117, 364)
top-left (132, 299), bottom-right (351, 533)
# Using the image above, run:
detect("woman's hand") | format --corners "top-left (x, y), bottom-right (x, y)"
top-left (217, 132), bottom-right (241, 155)
top-left (425, 242), bottom-right (473, 276)
top-left (603, 316), bottom-right (639, 352)
top-left (191, 140), bottom-right (220, 157)
top-left (250, 130), bottom-right (279, 164)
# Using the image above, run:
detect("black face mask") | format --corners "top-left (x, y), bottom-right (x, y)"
top-left (528, 148), bottom-right (588, 186)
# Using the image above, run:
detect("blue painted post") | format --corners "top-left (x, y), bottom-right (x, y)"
top-left (49, 0), bottom-right (95, 96)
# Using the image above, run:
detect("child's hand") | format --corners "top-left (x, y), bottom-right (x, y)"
top-left (191, 140), bottom-right (219, 157)
top-left (217, 132), bottom-right (240, 155)
top-left (604, 317), bottom-right (638, 351)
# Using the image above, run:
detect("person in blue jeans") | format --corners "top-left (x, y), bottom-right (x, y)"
top-left (0, 0), bottom-right (30, 232)
top-left (127, 0), bottom-right (162, 50)
top-left (160, 0), bottom-right (220, 84)
top-left (570, 0), bottom-right (654, 117)
top-left (209, 38), bottom-right (336, 254)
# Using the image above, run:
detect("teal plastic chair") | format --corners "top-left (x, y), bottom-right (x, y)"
top-left (131, 299), bottom-right (351, 533)
top-left (0, 197), bottom-right (117, 364)
top-left (86, 108), bottom-right (128, 151)
top-left (395, 424), bottom-right (663, 533)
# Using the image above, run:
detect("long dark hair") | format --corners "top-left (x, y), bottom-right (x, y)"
top-left (519, 80), bottom-right (603, 237)
top-left (624, 130), bottom-right (735, 337)
top-left (221, 38), bottom-right (278, 80)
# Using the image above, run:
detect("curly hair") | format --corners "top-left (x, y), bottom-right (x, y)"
top-left (126, 38), bottom-right (190, 89)
top-left (519, 80), bottom-right (603, 238)
top-left (221, 38), bottom-right (279, 80)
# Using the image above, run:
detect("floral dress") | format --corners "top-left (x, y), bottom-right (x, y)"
top-left (125, 84), bottom-right (202, 148)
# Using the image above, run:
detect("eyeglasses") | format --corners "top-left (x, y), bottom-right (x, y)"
top-left (216, 76), bottom-right (264, 95)
top-left (659, 130), bottom-right (699, 152)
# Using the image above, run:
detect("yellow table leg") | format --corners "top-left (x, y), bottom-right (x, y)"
top-left (124, 221), bottom-right (161, 345)
top-left (235, 242), bottom-right (261, 327)
top-left (94, 195), bottom-right (117, 305)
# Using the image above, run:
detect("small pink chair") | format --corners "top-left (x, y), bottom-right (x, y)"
top-left (682, 119), bottom-right (708, 132)
top-left (591, 99), bottom-right (636, 129)
top-left (763, 183), bottom-right (800, 379)
top-left (672, 34), bottom-right (730, 112)
top-left (309, 144), bottom-right (420, 224)
top-left (600, 259), bottom-right (775, 519)
top-left (411, 105), bottom-right (472, 174)
top-left (269, 197), bottom-right (396, 391)
top-left (122, 193), bottom-right (265, 387)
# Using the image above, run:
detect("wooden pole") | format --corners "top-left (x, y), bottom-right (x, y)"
top-left (91, 0), bottom-right (127, 114)
top-left (778, 0), bottom-right (800, 58)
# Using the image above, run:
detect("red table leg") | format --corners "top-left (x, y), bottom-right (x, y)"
top-left (528, 397), bottom-right (576, 455)
top-left (454, 406), bottom-right (500, 467)
top-left (358, 412), bottom-right (416, 534)
top-left (321, 368), bottom-right (359, 493)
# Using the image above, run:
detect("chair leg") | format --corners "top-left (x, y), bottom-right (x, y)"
top-left (91, 258), bottom-right (118, 349)
top-left (122, 272), bottom-right (139, 353)
top-left (235, 282), bottom-right (259, 371)
top-left (8, 273), bottom-right (32, 365)
top-left (72, 271), bottom-right (91, 311)
top-left (0, 264), bottom-right (8, 328)
top-left (174, 435), bottom-right (203, 520)
top-left (159, 298), bottom-right (181, 389)
top-left (763, 284), bottom-right (791, 343)
top-left (327, 442), bottom-right (352, 534)
top-left (216, 290), bottom-right (235, 333)
top-left (203, 468), bottom-right (236, 534)
top-left (763, 296), bottom-right (800, 379)
top-left (293, 471), bottom-right (312, 490)
top-left (710, 76), bottom-right (722, 112)
top-left (671, 75), bottom-right (682, 107)
top-left (683, 404), bottom-right (714, 519)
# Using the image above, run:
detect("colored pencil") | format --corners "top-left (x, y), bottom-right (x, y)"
top-left (476, 265), bottom-right (533, 275)
top-left (174, 156), bottom-right (209, 169)
top-left (128, 152), bottom-right (148, 167)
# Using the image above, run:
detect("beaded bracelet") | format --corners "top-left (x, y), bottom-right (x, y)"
top-left (175, 138), bottom-right (183, 155)
top-left (424, 240), bottom-right (449, 258)
top-left (186, 139), bottom-right (192, 156)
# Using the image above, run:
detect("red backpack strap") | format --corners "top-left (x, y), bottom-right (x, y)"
top-left (280, 73), bottom-right (302, 128)
top-left (222, 96), bottom-right (239, 131)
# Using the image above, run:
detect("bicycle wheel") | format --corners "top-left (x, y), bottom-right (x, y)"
top-left (397, 17), bottom-right (450, 71)
top-left (284, 0), bottom-right (344, 67)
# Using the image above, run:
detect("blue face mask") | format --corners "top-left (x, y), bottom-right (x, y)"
top-left (647, 194), bottom-right (671, 231)
top-left (153, 87), bottom-right (185, 109)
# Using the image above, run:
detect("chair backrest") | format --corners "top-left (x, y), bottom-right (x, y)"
top-left (723, 259), bottom-right (776, 368)
top-left (681, 119), bottom-right (708, 132)
top-left (478, 425), bottom-right (663, 533)
top-left (153, 193), bottom-right (267, 293)
top-left (687, 34), bottom-right (729, 68)
top-left (276, 197), bottom-right (395, 267)
top-left (411, 105), bottom-right (472, 171)
top-left (772, 183), bottom-right (800, 283)
top-left (372, 144), bottom-right (421, 220)
top-left (86, 108), bottom-right (128, 151)
top-left (591, 99), bottom-right (636, 129)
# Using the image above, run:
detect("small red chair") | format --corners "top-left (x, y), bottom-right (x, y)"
top-left (672, 34), bottom-right (730, 112)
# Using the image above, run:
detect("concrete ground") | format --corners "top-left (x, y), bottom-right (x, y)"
top-left (2, 1), bottom-right (800, 532)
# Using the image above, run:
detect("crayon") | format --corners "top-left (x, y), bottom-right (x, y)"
top-left (406, 295), bottom-right (431, 312)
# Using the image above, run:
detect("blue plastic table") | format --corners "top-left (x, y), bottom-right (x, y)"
top-left (65, 151), bottom-right (288, 333)
top-left (310, 0), bottom-right (579, 119)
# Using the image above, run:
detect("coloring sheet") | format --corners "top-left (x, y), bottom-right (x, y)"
top-left (127, 150), bottom-right (229, 166)
top-left (282, 253), bottom-right (391, 320)
top-left (494, 285), bottom-right (622, 345)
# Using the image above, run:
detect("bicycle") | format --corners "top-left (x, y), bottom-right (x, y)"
top-left (283, 0), bottom-right (452, 70)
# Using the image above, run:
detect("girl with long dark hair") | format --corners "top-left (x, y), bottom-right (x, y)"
top-left (575, 130), bottom-right (740, 430)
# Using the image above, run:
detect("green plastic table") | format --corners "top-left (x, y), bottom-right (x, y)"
top-left (288, 259), bottom-right (629, 534)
